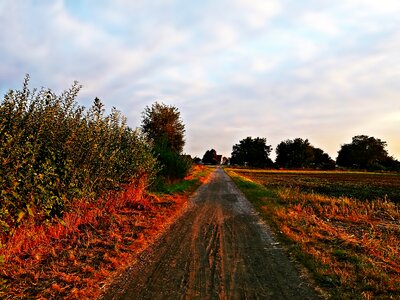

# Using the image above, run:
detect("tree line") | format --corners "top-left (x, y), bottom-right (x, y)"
top-left (201, 136), bottom-right (400, 171)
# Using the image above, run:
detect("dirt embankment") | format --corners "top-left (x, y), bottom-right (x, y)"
top-left (102, 167), bottom-right (320, 299)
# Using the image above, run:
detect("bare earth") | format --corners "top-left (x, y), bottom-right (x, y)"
top-left (102, 167), bottom-right (320, 299)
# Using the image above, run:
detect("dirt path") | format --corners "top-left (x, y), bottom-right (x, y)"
top-left (102, 167), bottom-right (320, 299)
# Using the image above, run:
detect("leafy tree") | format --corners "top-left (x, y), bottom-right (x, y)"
top-left (153, 141), bottom-right (192, 183)
top-left (230, 137), bottom-right (273, 167)
top-left (276, 138), bottom-right (334, 169)
top-left (202, 149), bottom-right (220, 165)
top-left (383, 156), bottom-right (400, 171)
top-left (336, 135), bottom-right (394, 170)
top-left (141, 102), bottom-right (185, 154)
top-left (141, 102), bottom-right (191, 182)
top-left (192, 156), bottom-right (202, 164)
top-left (312, 148), bottom-right (336, 170)
top-left (276, 138), bottom-right (312, 168)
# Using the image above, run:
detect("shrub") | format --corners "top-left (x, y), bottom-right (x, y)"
top-left (153, 143), bottom-right (192, 185)
top-left (0, 75), bottom-right (157, 229)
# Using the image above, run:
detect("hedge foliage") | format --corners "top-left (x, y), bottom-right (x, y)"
top-left (0, 75), bottom-right (157, 230)
top-left (154, 143), bottom-right (193, 184)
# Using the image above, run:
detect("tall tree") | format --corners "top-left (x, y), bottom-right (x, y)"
top-left (230, 137), bottom-right (273, 167)
top-left (202, 149), bottom-right (220, 165)
top-left (141, 102), bottom-right (190, 182)
top-left (276, 138), bottom-right (313, 168)
top-left (276, 138), bottom-right (334, 169)
top-left (336, 135), bottom-right (390, 170)
top-left (312, 148), bottom-right (336, 170)
top-left (141, 102), bottom-right (185, 154)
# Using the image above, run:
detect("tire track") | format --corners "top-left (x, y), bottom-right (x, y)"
top-left (102, 167), bottom-right (320, 299)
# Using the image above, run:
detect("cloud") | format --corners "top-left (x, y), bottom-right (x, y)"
top-left (342, 0), bottom-right (400, 16)
top-left (0, 0), bottom-right (399, 160)
top-left (233, 0), bottom-right (282, 28)
top-left (301, 12), bottom-right (341, 36)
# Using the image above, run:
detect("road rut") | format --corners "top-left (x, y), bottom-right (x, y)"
top-left (102, 167), bottom-right (320, 299)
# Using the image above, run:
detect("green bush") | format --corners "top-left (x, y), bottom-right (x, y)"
top-left (0, 75), bottom-right (157, 228)
top-left (153, 143), bottom-right (192, 184)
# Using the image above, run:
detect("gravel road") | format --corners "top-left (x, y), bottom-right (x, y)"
top-left (102, 167), bottom-right (320, 299)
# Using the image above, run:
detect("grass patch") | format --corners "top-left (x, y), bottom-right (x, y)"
top-left (153, 165), bottom-right (214, 196)
top-left (156, 179), bottom-right (197, 194)
top-left (226, 168), bottom-right (400, 300)
top-left (154, 165), bottom-right (214, 195)
top-left (230, 173), bottom-right (279, 219)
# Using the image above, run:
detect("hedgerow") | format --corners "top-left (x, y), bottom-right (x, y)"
top-left (0, 75), bottom-right (157, 230)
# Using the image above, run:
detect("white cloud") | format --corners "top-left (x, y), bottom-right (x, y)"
top-left (234, 0), bottom-right (282, 28)
top-left (343, 0), bottom-right (400, 15)
top-left (212, 23), bottom-right (238, 48)
top-left (301, 12), bottom-right (341, 36)
top-left (295, 38), bottom-right (320, 62)
top-left (250, 57), bottom-right (280, 73)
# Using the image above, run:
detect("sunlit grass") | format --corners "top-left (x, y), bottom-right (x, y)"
top-left (226, 168), bottom-right (400, 299)
top-left (155, 165), bottom-right (213, 194)
top-left (0, 165), bottom-right (212, 299)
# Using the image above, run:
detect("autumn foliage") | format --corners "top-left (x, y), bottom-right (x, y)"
top-left (0, 163), bottom-right (211, 299)
top-left (0, 76), bottom-right (207, 298)
top-left (0, 75), bottom-right (157, 230)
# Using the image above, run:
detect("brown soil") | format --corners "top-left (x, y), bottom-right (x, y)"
top-left (101, 167), bottom-right (321, 299)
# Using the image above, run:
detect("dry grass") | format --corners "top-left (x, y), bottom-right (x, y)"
top-left (276, 189), bottom-right (400, 298)
top-left (227, 168), bottom-right (400, 299)
top-left (0, 165), bottom-right (212, 299)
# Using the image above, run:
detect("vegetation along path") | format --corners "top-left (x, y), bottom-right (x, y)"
top-left (102, 167), bottom-right (320, 299)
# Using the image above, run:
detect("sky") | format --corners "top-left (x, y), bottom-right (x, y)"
top-left (1, 0), bottom-right (399, 160)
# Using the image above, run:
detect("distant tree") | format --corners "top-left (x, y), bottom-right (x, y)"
top-left (193, 156), bottom-right (202, 164)
top-left (202, 149), bottom-right (220, 165)
top-left (276, 138), bottom-right (334, 169)
top-left (383, 156), bottom-right (400, 171)
top-left (141, 102), bottom-right (185, 153)
top-left (312, 148), bottom-right (336, 170)
top-left (230, 137), bottom-right (273, 167)
top-left (276, 138), bottom-right (312, 168)
top-left (336, 135), bottom-right (393, 170)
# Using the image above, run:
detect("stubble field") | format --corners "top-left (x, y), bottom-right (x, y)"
top-left (231, 169), bottom-right (400, 202)
top-left (226, 168), bottom-right (400, 299)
